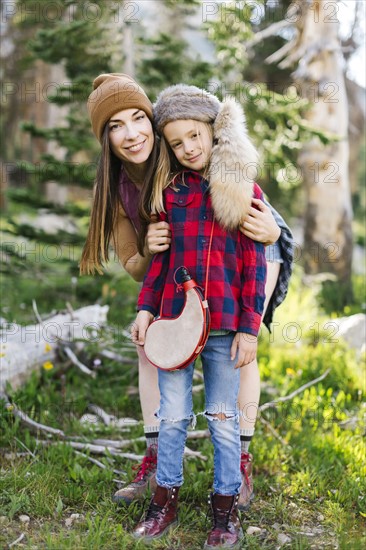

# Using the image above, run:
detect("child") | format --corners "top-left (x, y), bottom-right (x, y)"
top-left (131, 85), bottom-right (267, 549)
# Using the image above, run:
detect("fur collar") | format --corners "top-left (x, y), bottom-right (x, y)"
top-left (209, 98), bottom-right (259, 230)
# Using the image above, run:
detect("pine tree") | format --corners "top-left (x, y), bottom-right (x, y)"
top-left (1, 0), bottom-right (217, 320)
top-left (4, 0), bottom-right (126, 227)
top-left (19, 0), bottom-right (123, 193)
top-left (205, 0), bottom-right (331, 215)
top-left (135, 0), bottom-right (214, 100)
top-left (1, 0), bottom-right (126, 319)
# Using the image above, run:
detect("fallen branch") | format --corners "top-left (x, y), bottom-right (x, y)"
top-left (38, 440), bottom-right (126, 456)
top-left (87, 404), bottom-right (114, 426)
top-left (79, 415), bottom-right (140, 430)
top-left (0, 304), bottom-right (109, 391)
top-left (32, 299), bottom-right (43, 325)
top-left (259, 369), bottom-right (330, 412)
top-left (91, 437), bottom-right (145, 448)
top-left (1, 394), bottom-right (65, 437)
top-left (14, 436), bottom-right (37, 459)
top-left (184, 446), bottom-right (207, 461)
top-left (117, 452), bottom-right (144, 461)
top-left (2, 452), bottom-right (30, 460)
top-left (100, 349), bottom-right (136, 364)
top-left (187, 429), bottom-right (210, 439)
top-left (74, 450), bottom-right (126, 475)
top-left (8, 533), bottom-right (25, 548)
top-left (64, 346), bottom-right (95, 377)
top-left (85, 406), bottom-right (140, 429)
top-left (259, 414), bottom-right (291, 448)
top-left (65, 302), bottom-right (75, 319)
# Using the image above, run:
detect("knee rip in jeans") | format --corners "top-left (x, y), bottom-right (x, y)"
top-left (155, 411), bottom-right (197, 429)
top-left (201, 411), bottom-right (239, 422)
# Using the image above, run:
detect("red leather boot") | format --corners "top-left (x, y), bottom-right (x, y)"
top-left (133, 485), bottom-right (179, 542)
top-left (113, 444), bottom-right (157, 505)
top-left (204, 493), bottom-right (243, 549)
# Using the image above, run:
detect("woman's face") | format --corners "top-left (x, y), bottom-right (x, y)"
top-left (163, 119), bottom-right (213, 173)
top-left (108, 108), bottom-right (154, 164)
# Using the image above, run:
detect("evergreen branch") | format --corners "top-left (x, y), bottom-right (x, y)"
top-left (6, 189), bottom-right (90, 217)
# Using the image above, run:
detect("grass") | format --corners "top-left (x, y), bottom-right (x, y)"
top-left (1, 199), bottom-right (365, 548)
top-left (1, 269), bottom-right (365, 549)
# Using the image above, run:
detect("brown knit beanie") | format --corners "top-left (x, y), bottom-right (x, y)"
top-left (87, 73), bottom-right (153, 142)
top-left (154, 84), bottom-right (221, 134)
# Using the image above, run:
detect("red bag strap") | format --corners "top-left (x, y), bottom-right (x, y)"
top-left (159, 218), bottom-right (215, 316)
top-left (204, 219), bottom-right (215, 301)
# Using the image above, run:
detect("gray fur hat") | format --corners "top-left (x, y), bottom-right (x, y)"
top-left (154, 84), bottom-right (260, 230)
top-left (153, 84), bottom-right (221, 133)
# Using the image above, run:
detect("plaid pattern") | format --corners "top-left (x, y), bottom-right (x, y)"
top-left (138, 171), bottom-right (267, 336)
top-left (262, 200), bottom-right (294, 330)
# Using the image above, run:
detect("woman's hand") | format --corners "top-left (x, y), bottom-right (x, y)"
top-left (231, 333), bottom-right (258, 369)
top-left (131, 310), bottom-right (154, 346)
top-left (240, 198), bottom-right (281, 246)
top-left (146, 216), bottom-right (171, 254)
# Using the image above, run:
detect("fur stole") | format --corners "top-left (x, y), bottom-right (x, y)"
top-left (208, 98), bottom-right (259, 230)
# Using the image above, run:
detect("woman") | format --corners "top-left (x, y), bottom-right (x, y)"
top-left (80, 73), bottom-right (292, 508)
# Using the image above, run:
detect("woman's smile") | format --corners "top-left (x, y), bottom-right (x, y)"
top-left (125, 139), bottom-right (147, 153)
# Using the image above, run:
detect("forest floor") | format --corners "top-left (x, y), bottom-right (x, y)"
top-left (1, 266), bottom-right (365, 550)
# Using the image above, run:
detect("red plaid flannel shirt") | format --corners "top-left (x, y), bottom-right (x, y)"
top-left (137, 171), bottom-right (267, 336)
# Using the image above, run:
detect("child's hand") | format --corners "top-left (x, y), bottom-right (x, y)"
top-left (231, 333), bottom-right (258, 369)
top-left (131, 311), bottom-right (154, 345)
top-left (146, 215), bottom-right (171, 254)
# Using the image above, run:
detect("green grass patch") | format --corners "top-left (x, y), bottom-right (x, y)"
top-left (1, 200), bottom-right (365, 548)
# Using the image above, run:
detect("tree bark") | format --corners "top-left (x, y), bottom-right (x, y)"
top-left (291, 0), bottom-right (353, 291)
top-left (345, 77), bottom-right (366, 197)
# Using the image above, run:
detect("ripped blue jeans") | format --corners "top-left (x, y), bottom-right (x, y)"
top-left (155, 332), bottom-right (241, 495)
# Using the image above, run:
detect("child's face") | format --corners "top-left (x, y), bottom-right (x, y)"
top-left (163, 119), bottom-right (212, 173)
top-left (108, 108), bottom-right (154, 164)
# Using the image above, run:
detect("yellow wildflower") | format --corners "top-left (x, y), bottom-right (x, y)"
top-left (44, 343), bottom-right (52, 352)
top-left (286, 368), bottom-right (296, 376)
top-left (43, 361), bottom-right (54, 371)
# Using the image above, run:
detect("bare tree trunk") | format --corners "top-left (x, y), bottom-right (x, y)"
top-left (292, 1), bottom-right (353, 289)
top-left (122, 24), bottom-right (135, 77)
top-left (345, 77), bottom-right (366, 198)
top-left (44, 64), bottom-right (69, 205)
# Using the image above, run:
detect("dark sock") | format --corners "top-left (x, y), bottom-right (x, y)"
top-left (144, 426), bottom-right (159, 448)
top-left (240, 428), bottom-right (254, 453)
